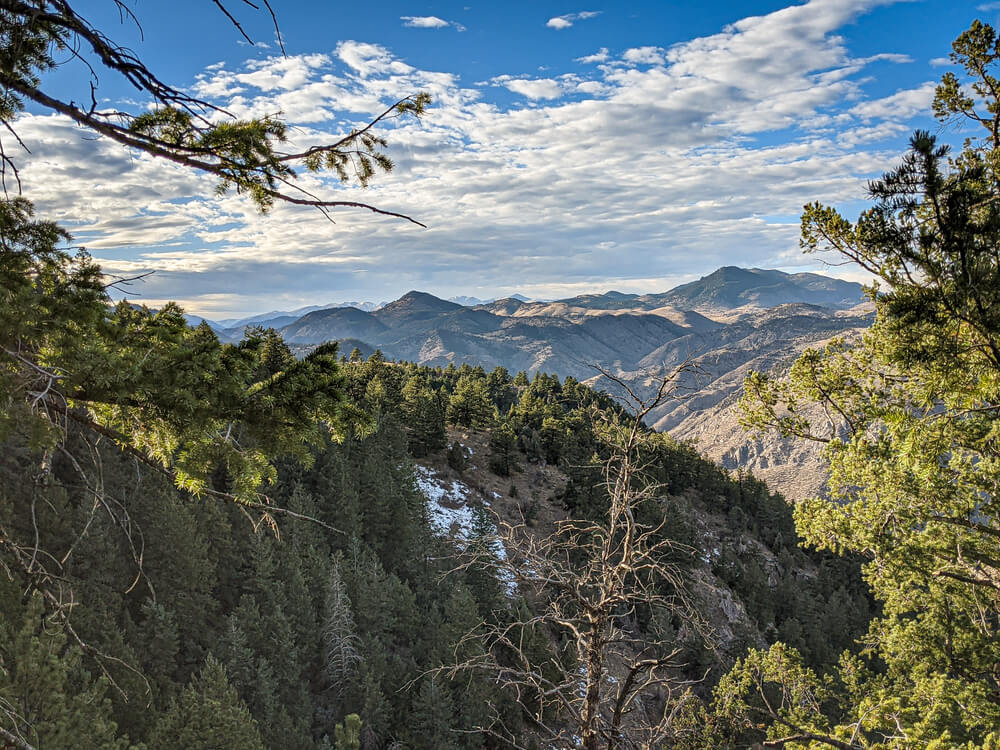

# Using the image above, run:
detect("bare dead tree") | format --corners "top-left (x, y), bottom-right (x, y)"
top-left (443, 360), bottom-right (715, 750)
top-left (322, 558), bottom-right (362, 696)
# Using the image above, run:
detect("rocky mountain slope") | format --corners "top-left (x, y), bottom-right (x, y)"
top-left (216, 267), bottom-right (872, 499)
top-left (414, 426), bottom-right (868, 662)
top-left (585, 302), bottom-right (872, 498)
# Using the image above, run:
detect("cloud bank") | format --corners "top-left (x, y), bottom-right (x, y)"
top-left (12, 0), bottom-right (938, 316)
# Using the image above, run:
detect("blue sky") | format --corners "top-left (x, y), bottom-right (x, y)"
top-left (14, 0), bottom-right (997, 316)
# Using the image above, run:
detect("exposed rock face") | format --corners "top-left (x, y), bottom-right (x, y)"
top-left (671, 393), bottom-right (839, 501)
top-left (220, 268), bottom-right (873, 499)
top-left (644, 305), bottom-right (872, 500)
top-left (582, 303), bottom-right (872, 500)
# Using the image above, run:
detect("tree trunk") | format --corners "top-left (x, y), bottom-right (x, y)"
top-left (580, 615), bottom-right (606, 750)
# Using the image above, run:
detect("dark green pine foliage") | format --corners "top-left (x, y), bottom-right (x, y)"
top-left (488, 421), bottom-right (519, 476)
top-left (446, 373), bottom-right (496, 428)
top-left (446, 440), bottom-right (468, 472)
top-left (401, 377), bottom-right (447, 457)
top-left (147, 655), bottom-right (266, 750)
top-left (409, 676), bottom-right (460, 750)
top-left (485, 366), bottom-right (518, 414)
top-left (463, 508), bottom-right (507, 617)
top-left (0, 587), bottom-right (130, 749)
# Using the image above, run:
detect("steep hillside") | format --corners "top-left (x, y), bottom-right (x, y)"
top-left (0, 348), bottom-right (872, 749)
top-left (390, 364), bottom-right (872, 680)
top-left (586, 304), bottom-right (873, 498)
top-left (414, 427), bottom-right (864, 657)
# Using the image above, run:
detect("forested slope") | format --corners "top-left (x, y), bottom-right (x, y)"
top-left (0, 347), bottom-right (871, 748)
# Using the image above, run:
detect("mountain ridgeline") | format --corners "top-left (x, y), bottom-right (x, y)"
top-left (216, 267), bottom-right (865, 359)
top-left (216, 267), bottom-right (872, 499)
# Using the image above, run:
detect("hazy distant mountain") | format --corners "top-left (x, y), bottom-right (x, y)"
top-left (216, 300), bottom-right (384, 329)
top-left (450, 293), bottom-right (534, 306)
top-left (228, 267), bottom-right (871, 499)
top-left (536, 269), bottom-right (863, 316)
top-left (182, 314), bottom-right (220, 330)
top-left (216, 305), bottom-right (329, 329)
top-left (264, 270), bottom-right (867, 378)
top-left (448, 295), bottom-right (492, 306)
top-left (281, 306), bottom-right (390, 344)
top-left (653, 266), bottom-right (864, 311)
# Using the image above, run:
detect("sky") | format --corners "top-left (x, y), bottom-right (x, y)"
top-left (10, 0), bottom-right (998, 317)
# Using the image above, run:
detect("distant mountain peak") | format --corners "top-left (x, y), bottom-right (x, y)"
top-left (449, 294), bottom-right (492, 306)
top-left (702, 266), bottom-right (762, 281)
top-left (390, 290), bottom-right (459, 308)
top-left (661, 266), bottom-right (863, 312)
top-left (373, 291), bottom-right (463, 325)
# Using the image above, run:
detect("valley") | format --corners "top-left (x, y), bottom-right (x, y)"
top-left (211, 266), bottom-right (873, 500)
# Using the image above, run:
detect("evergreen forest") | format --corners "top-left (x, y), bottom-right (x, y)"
top-left (2, 3), bottom-right (1000, 748)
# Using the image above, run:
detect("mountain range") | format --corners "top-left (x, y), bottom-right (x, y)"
top-left (214, 267), bottom-right (873, 499)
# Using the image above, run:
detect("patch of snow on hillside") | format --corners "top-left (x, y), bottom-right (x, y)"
top-left (414, 465), bottom-right (476, 537)
top-left (413, 465), bottom-right (516, 594)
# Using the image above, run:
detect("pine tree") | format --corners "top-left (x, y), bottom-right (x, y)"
top-left (486, 366), bottom-right (517, 414)
top-left (0, 590), bottom-right (130, 750)
top-left (409, 676), bottom-right (459, 750)
top-left (446, 441), bottom-right (468, 473)
top-left (334, 714), bottom-right (363, 750)
top-left (402, 378), bottom-right (447, 457)
top-left (147, 655), bottom-right (266, 749)
top-left (488, 422), bottom-right (519, 476)
top-left (135, 599), bottom-right (181, 690)
top-left (728, 21), bottom-right (1000, 746)
top-left (447, 375), bottom-right (496, 428)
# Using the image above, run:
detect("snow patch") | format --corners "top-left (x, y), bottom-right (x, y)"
top-left (414, 465), bottom-right (516, 594)
top-left (414, 465), bottom-right (476, 537)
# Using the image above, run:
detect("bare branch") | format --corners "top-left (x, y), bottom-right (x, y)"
top-left (443, 361), bottom-right (713, 748)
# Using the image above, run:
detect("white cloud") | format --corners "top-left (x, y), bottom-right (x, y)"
top-left (546, 10), bottom-right (601, 29)
top-left (858, 52), bottom-right (912, 65)
top-left (849, 82), bottom-right (935, 120)
top-left (13, 0), bottom-right (942, 317)
top-left (576, 47), bottom-right (610, 64)
top-left (403, 15), bottom-right (448, 28)
top-left (576, 80), bottom-right (608, 95)
top-left (492, 75), bottom-right (563, 99)
top-left (622, 46), bottom-right (666, 65)
top-left (336, 41), bottom-right (413, 77)
top-left (401, 15), bottom-right (466, 31)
